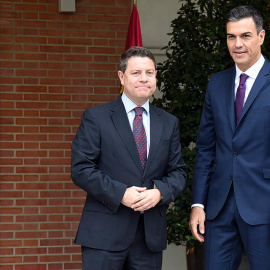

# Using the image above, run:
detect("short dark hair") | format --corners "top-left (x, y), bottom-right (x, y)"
top-left (119, 46), bottom-right (157, 73)
top-left (226, 6), bottom-right (264, 34)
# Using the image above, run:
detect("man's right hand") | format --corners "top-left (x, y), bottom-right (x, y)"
top-left (189, 206), bottom-right (205, 242)
top-left (121, 186), bottom-right (147, 208)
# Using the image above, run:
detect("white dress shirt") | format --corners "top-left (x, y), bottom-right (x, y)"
top-left (234, 54), bottom-right (265, 103)
top-left (121, 92), bottom-right (150, 156)
top-left (192, 54), bottom-right (265, 210)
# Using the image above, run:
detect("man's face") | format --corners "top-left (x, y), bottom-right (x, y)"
top-left (118, 56), bottom-right (157, 106)
top-left (226, 17), bottom-right (265, 71)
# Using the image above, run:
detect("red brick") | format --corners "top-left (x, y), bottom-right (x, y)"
top-left (40, 223), bottom-right (70, 230)
top-left (23, 207), bottom-right (39, 214)
top-left (16, 215), bottom-right (47, 223)
top-left (64, 262), bottom-right (82, 269)
top-left (0, 256), bottom-right (22, 264)
top-left (15, 264), bottom-right (47, 270)
top-left (40, 206), bottom-right (71, 214)
top-left (0, 246), bottom-right (13, 254)
top-left (15, 3), bottom-right (47, 12)
top-left (0, 0), bottom-right (131, 268)
top-left (0, 175), bottom-right (22, 182)
top-left (0, 158), bottom-right (23, 165)
top-left (23, 256), bottom-right (38, 263)
top-left (48, 247), bottom-right (63, 254)
top-left (16, 151), bottom-right (47, 157)
top-left (23, 240), bottom-right (39, 246)
top-left (16, 247), bottom-right (47, 255)
top-left (0, 142), bottom-right (23, 149)
top-left (40, 190), bottom-right (71, 198)
top-left (0, 265), bottom-right (13, 270)
top-left (48, 263), bottom-right (63, 270)
top-left (16, 199), bottom-right (47, 206)
top-left (16, 85), bottom-right (47, 93)
top-left (0, 182), bottom-right (14, 189)
top-left (48, 215), bottom-right (64, 222)
top-left (0, 215), bottom-right (14, 222)
top-left (16, 183), bottom-right (47, 190)
top-left (24, 190), bottom-right (39, 197)
top-left (16, 102), bottom-right (47, 109)
top-left (0, 239), bottom-right (22, 247)
top-left (48, 134), bottom-right (64, 141)
top-left (15, 231), bottom-right (47, 239)
top-left (40, 239), bottom-right (70, 247)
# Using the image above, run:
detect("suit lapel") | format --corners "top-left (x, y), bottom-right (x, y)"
top-left (111, 96), bottom-right (143, 174)
top-left (144, 105), bottom-right (163, 174)
top-left (237, 59), bottom-right (270, 126)
top-left (226, 67), bottom-right (237, 131)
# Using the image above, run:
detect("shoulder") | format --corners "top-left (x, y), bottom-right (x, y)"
top-left (83, 96), bottom-right (121, 117)
top-left (150, 104), bottom-right (178, 122)
top-left (210, 66), bottom-right (235, 81)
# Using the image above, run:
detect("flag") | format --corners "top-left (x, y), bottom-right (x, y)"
top-left (120, 4), bottom-right (143, 93)
top-left (125, 4), bottom-right (143, 50)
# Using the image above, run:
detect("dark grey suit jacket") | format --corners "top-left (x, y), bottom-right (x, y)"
top-left (71, 96), bottom-right (186, 252)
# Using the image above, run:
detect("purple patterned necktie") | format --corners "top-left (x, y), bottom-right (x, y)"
top-left (133, 107), bottom-right (147, 170)
top-left (235, 73), bottom-right (249, 124)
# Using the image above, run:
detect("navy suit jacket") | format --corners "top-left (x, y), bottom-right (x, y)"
top-left (192, 58), bottom-right (270, 225)
top-left (71, 96), bottom-right (186, 252)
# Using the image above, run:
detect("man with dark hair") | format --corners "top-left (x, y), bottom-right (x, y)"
top-left (190, 5), bottom-right (270, 270)
top-left (71, 46), bottom-right (186, 270)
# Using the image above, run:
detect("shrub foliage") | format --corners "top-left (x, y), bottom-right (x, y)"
top-left (153, 0), bottom-right (270, 245)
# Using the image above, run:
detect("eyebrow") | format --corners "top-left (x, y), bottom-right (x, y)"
top-left (227, 31), bottom-right (253, 36)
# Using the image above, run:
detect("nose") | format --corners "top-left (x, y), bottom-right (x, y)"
top-left (139, 72), bottom-right (148, 81)
top-left (235, 37), bottom-right (243, 48)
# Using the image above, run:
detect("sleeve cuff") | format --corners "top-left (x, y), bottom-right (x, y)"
top-left (191, 203), bottom-right (204, 209)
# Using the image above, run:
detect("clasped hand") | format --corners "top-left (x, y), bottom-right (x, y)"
top-left (121, 186), bottom-right (162, 212)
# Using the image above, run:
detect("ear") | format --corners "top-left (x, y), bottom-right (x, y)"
top-left (118, 71), bottom-right (124, 85)
top-left (259, 30), bottom-right (265, 45)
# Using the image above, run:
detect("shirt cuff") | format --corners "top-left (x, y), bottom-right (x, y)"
top-left (153, 183), bottom-right (163, 201)
top-left (191, 203), bottom-right (204, 209)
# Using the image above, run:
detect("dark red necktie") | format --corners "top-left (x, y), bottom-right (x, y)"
top-left (235, 73), bottom-right (249, 124)
top-left (133, 107), bottom-right (147, 170)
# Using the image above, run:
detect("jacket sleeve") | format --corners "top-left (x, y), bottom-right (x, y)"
top-left (153, 118), bottom-right (187, 204)
top-left (192, 76), bottom-right (217, 206)
top-left (71, 109), bottom-right (127, 214)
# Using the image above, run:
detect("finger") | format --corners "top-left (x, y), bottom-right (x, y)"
top-left (132, 197), bottom-right (150, 211)
top-left (135, 187), bottom-right (147, 192)
top-left (190, 223), bottom-right (203, 242)
top-left (198, 220), bottom-right (205, 235)
top-left (190, 219), bottom-right (205, 242)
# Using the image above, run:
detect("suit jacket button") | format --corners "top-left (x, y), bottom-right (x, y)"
top-left (233, 152), bottom-right (238, 157)
top-left (229, 175), bottom-right (233, 180)
top-left (142, 178), bottom-right (146, 184)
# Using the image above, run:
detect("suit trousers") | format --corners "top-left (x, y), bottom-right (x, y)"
top-left (81, 215), bottom-right (162, 270)
top-left (204, 186), bottom-right (270, 270)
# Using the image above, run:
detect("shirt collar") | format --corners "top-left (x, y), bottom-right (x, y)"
top-left (121, 92), bottom-right (150, 115)
top-left (235, 54), bottom-right (265, 80)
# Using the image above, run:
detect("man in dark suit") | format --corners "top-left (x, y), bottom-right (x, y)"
top-left (71, 46), bottom-right (186, 270)
top-left (189, 5), bottom-right (270, 270)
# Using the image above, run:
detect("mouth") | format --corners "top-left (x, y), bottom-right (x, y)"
top-left (234, 51), bottom-right (246, 56)
top-left (136, 86), bottom-right (150, 89)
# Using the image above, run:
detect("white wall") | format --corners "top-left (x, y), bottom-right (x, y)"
top-left (163, 244), bottom-right (187, 270)
top-left (137, 0), bottom-right (180, 62)
top-left (137, 0), bottom-right (181, 99)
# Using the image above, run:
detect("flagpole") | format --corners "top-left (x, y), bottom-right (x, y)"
top-left (134, 0), bottom-right (137, 5)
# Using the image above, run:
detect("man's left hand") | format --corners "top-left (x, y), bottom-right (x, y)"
top-left (131, 189), bottom-right (162, 211)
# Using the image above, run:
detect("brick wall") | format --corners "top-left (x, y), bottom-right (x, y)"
top-left (0, 0), bottom-right (132, 269)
